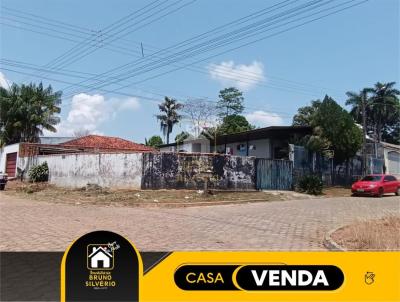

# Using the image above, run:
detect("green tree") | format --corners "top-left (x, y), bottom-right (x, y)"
top-left (292, 100), bottom-right (322, 126)
top-left (369, 82), bottom-right (400, 143)
top-left (175, 131), bottom-right (191, 143)
top-left (293, 96), bottom-right (363, 165)
top-left (218, 114), bottom-right (254, 135)
top-left (0, 82), bottom-right (62, 145)
top-left (216, 87), bottom-right (244, 119)
top-left (156, 97), bottom-right (183, 144)
top-left (145, 135), bottom-right (163, 148)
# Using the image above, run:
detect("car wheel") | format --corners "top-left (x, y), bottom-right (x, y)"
top-left (0, 184), bottom-right (5, 191)
top-left (396, 187), bottom-right (400, 196)
top-left (377, 187), bottom-right (384, 198)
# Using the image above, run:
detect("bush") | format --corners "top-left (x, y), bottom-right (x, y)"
top-left (297, 175), bottom-right (323, 195)
top-left (28, 162), bottom-right (49, 182)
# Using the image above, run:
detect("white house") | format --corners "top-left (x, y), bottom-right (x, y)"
top-left (0, 137), bottom-right (74, 178)
top-left (381, 142), bottom-right (400, 177)
top-left (88, 246), bottom-right (113, 269)
top-left (159, 126), bottom-right (312, 160)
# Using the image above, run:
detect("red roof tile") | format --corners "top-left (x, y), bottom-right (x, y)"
top-left (61, 135), bottom-right (154, 152)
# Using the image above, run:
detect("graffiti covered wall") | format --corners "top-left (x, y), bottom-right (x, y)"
top-left (141, 153), bottom-right (256, 190)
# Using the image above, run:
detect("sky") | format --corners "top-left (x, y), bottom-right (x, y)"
top-left (0, 0), bottom-right (399, 144)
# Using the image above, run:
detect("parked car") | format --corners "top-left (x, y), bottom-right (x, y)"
top-left (0, 173), bottom-right (8, 190)
top-left (351, 174), bottom-right (400, 197)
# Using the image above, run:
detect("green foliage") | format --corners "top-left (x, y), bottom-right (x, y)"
top-left (0, 82), bottom-right (62, 145)
top-left (145, 135), bottom-right (163, 148)
top-left (296, 175), bottom-right (323, 195)
top-left (175, 131), bottom-right (191, 143)
top-left (216, 87), bottom-right (244, 119)
top-left (293, 96), bottom-right (363, 165)
top-left (346, 82), bottom-right (400, 144)
top-left (292, 100), bottom-right (322, 126)
top-left (218, 114), bottom-right (254, 135)
top-left (28, 162), bottom-right (49, 183)
top-left (156, 97), bottom-right (183, 144)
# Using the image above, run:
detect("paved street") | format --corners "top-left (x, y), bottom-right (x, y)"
top-left (0, 193), bottom-right (399, 251)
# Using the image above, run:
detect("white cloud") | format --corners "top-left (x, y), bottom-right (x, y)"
top-left (0, 72), bottom-right (11, 89)
top-left (44, 93), bottom-right (141, 136)
top-left (245, 110), bottom-right (284, 127)
top-left (114, 97), bottom-right (140, 111)
top-left (208, 61), bottom-right (265, 91)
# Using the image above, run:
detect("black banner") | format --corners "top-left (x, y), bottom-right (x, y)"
top-left (62, 230), bottom-right (141, 302)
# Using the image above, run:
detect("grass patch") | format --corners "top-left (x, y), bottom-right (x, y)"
top-left (331, 216), bottom-right (400, 250)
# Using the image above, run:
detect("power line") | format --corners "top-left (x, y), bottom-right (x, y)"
top-left (0, 67), bottom-right (297, 119)
top-left (2, 1), bottom-right (343, 96)
top-left (63, 0), bottom-right (363, 98)
top-left (42, 0), bottom-right (197, 73)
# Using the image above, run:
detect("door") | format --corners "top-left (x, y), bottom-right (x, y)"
top-left (5, 152), bottom-right (17, 178)
top-left (383, 175), bottom-right (396, 193)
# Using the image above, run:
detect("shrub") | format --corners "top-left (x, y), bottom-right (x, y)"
top-left (297, 175), bottom-right (323, 195)
top-left (28, 162), bottom-right (49, 182)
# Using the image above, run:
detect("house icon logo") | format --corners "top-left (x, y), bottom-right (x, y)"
top-left (87, 244), bottom-right (114, 270)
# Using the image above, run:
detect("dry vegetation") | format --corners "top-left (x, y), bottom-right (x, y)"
top-left (322, 186), bottom-right (352, 197)
top-left (331, 216), bottom-right (400, 250)
top-left (3, 180), bottom-right (314, 207)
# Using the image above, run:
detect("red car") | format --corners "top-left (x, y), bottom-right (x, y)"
top-left (351, 174), bottom-right (400, 197)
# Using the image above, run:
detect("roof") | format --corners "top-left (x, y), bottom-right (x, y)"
top-left (88, 246), bottom-right (113, 258)
top-left (38, 137), bottom-right (74, 145)
top-left (159, 126), bottom-right (312, 148)
top-left (61, 135), bottom-right (154, 152)
top-left (380, 141), bottom-right (400, 150)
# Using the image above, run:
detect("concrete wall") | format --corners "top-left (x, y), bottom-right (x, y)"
top-left (142, 152), bottom-right (255, 190)
top-left (0, 143), bottom-right (20, 175)
top-left (20, 153), bottom-right (143, 189)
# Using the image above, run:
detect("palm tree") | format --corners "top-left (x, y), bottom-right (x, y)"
top-left (369, 82), bottom-right (400, 142)
top-left (0, 82), bottom-right (62, 145)
top-left (156, 97), bottom-right (183, 144)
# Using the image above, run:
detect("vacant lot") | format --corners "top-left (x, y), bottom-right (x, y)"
top-left (4, 181), bottom-right (315, 207)
top-left (331, 216), bottom-right (400, 250)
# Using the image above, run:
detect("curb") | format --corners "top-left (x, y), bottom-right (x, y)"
top-left (323, 226), bottom-right (347, 251)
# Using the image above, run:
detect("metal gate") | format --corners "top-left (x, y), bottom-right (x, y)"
top-left (256, 159), bottom-right (293, 190)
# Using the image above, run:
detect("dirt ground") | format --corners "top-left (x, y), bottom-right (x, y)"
top-left (331, 216), bottom-right (400, 250)
top-left (3, 180), bottom-right (320, 207)
top-left (3, 180), bottom-right (353, 207)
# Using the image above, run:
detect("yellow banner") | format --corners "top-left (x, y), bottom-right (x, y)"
top-left (142, 252), bottom-right (400, 302)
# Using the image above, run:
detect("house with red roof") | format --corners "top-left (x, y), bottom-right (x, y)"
top-left (1, 135), bottom-right (154, 179)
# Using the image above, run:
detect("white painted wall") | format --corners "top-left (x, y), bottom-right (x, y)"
top-left (0, 143), bottom-right (20, 175)
top-left (213, 139), bottom-right (271, 158)
top-left (160, 138), bottom-right (210, 153)
top-left (20, 153), bottom-right (143, 189)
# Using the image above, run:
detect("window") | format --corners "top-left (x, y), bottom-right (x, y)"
top-left (385, 175), bottom-right (397, 181)
top-left (361, 175), bottom-right (382, 182)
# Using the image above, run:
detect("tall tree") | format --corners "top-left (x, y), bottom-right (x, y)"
top-left (292, 100), bottom-right (322, 126)
top-left (156, 97), bottom-right (183, 144)
top-left (175, 131), bottom-right (191, 143)
top-left (216, 87), bottom-right (244, 119)
top-left (293, 96), bottom-right (363, 165)
top-left (0, 82), bottom-right (62, 145)
top-left (218, 114), bottom-right (254, 135)
top-left (145, 135), bottom-right (163, 148)
top-left (369, 82), bottom-right (400, 143)
top-left (346, 82), bottom-right (400, 144)
top-left (182, 99), bottom-right (215, 137)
